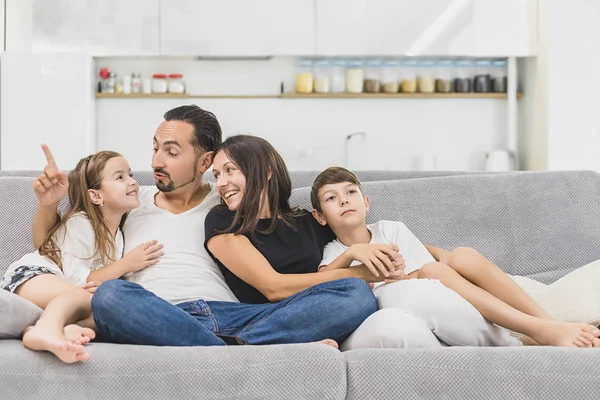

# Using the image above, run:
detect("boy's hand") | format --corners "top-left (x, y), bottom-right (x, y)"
top-left (345, 243), bottom-right (400, 277)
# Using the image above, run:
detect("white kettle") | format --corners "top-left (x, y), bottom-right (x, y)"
top-left (485, 150), bottom-right (514, 171)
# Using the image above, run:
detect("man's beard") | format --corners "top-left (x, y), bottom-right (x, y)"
top-left (155, 168), bottom-right (197, 193)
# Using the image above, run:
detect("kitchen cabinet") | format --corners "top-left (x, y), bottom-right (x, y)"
top-left (32, 0), bottom-right (160, 55)
top-left (159, 0), bottom-right (316, 56)
top-left (316, 0), bottom-right (537, 56)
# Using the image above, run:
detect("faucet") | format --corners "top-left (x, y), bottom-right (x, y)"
top-left (344, 131), bottom-right (367, 168)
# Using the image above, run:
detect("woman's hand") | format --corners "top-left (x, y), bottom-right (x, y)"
top-left (352, 263), bottom-right (407, 283)
top-left (123, 240), bottom-right (164, 272)
top-left (345, 243), bottom-right (402, 277)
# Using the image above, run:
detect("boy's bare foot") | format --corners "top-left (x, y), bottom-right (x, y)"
top-left (530, 321), bottom-right (600, 347)
top-left (64, 324), bottom-right (96, 345)
top-left (314, 339), bottom-right (339, 349)
top-left (22, 325), bottom-right (91, 363)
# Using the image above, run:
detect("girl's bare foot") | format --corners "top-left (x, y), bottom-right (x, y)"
top-left (314, 339), bottom-right (339, 349)
top-left (530, 321), bottom-right (600, 347)
top-left (63, 324), bottom-right (96, 345)
top-left (520, 336), bottom-right (539, 346)
top-left (22, 325), bottom-right (91, 363)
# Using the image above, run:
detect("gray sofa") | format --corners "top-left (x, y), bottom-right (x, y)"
top-left (1, 170), bottom-right (600, 400)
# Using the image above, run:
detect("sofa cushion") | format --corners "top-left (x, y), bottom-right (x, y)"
top-left (344, 347), bottom-right (600, 400)
top-left (0, 290), bottom-right (41, 339)
top-left (291, 171), bottom-right (600, 283)
top-left (0, 340), bottom-right (347, 400)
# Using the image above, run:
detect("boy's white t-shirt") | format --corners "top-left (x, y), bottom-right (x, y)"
top-left (123, 184), bottom-right (238, 305)
top-left (4, 212), bottom-right (124, 286)
top-left (320, 220), bottom-right (435, 287)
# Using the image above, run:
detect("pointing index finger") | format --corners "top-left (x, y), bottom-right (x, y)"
top-left (41, 143), bottom-right (58, 169)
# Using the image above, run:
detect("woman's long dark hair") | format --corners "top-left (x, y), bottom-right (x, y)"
top-left (217, 135), bottom-right (304, 236)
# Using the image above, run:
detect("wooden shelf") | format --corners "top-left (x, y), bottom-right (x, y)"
top-left (96, 92), bottom-right (524, 99)
top-left (280, 92), bottom-right (524, 99)
top-left (95, 93), bottom-right (278, 99)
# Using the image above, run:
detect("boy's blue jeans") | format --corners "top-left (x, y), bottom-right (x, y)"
top-left (91, 278), bottom-right (376, 346)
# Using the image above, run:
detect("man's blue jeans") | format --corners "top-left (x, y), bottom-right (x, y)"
top-left (91, 278), bottom-right (377, 346)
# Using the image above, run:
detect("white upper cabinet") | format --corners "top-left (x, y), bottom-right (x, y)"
top-left (32, 0), bottom-right (160, 55)
top-left (316, 0), bottom-right (536, 56)
top-left (159, 0), bottom-right (316, 56)
top-left (316, 0), bottom-right (455, 56)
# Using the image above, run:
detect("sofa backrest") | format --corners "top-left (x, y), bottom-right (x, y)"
top-left (0, 170), bottom-right (484, 190)
top-left (290, 171), bottom-right (600, 284)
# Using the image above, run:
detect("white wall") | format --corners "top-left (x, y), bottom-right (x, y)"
top-left (518, 0), bottom-right (547, 170)
top-left (5, 0), bottom-right (32, 51)
top-left (546, 0), bottom-right (600, 170)
top-left (96, 57), bottom-right (509, 171)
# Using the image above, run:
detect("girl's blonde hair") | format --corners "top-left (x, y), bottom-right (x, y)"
top-left (39, 151), bottom-right (127, 269)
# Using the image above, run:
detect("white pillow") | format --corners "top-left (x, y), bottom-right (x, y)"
top-left (508, 259), bottom-right (600, 337)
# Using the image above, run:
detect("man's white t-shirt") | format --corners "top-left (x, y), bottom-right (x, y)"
top-left (123, 184), bottom-right (238, 304)
top-left (320, 220), bottom-right (435, 288)
top-left (4, 213), bottom-right (124, 286)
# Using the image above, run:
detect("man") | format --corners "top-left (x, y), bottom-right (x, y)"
top-left (32, 105), bottom-right (377, 346)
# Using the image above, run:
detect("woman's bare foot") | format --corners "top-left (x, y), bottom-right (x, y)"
top-left (22, 325), bottom-right (91, 363)
top-left (314, 339), bottom-right (339, 349)
top-left (530, 321), bottom-right (600, 347)
top-left (63, 324), bottom-right (96, 345)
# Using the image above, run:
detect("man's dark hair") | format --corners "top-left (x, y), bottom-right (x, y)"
top-left (311, 167), bottom-right (363, 213)
top-left (164, 105), bottom-right (222, 153)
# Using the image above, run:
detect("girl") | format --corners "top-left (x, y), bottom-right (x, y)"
top-left (1, 148), bottom-right (163, 363)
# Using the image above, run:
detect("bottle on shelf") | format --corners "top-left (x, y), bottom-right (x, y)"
top-left (295, 60), bottom-right (314, 94)
top-left (346, 60), bottom-right (364, 94)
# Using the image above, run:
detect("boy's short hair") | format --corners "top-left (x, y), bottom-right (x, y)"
top-left (311, 167), bottom-right (363, 213)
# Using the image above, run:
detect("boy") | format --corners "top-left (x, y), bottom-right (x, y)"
top-left (310, 167), bottom-right (600, 348)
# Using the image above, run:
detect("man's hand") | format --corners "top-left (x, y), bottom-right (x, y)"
top-left (33, 144), bottom-right (69, 207)
top-left (345, 243), bottom-right (401, 277)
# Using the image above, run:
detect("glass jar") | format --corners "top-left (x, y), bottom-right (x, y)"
top-left (382, 60), bottom-right (399, 93)
top-left (399, 60), bottom-right (418, 93)
top-left (417, 61), bottom-right (436, 93)
top-left (106, 72), bottom-right (116, 94)
top-left (152, 74), bottom-right (168, 93)
top-left (474, 60), bottom-right (492, 93)
top-left (313, 61), bottom-right (331, 93)
top-left (491, 60), bottom-right (508, 93)
top-left (364, 60), bottom-right (382, 93)
top-left (435, 60), bottom-right (454, 93)
top-left (168, 73), bottom-right (186, 93)
top-left (454, 60), bottom-right (473, 93)
top-left (346, 61), bottom-right (364, 94)
top-left (131, 73), bottom-right (142, 93)
top-left (330, 60), bottom-right (346, 93)
top-left (295, 60), bottom-right (314, 94)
